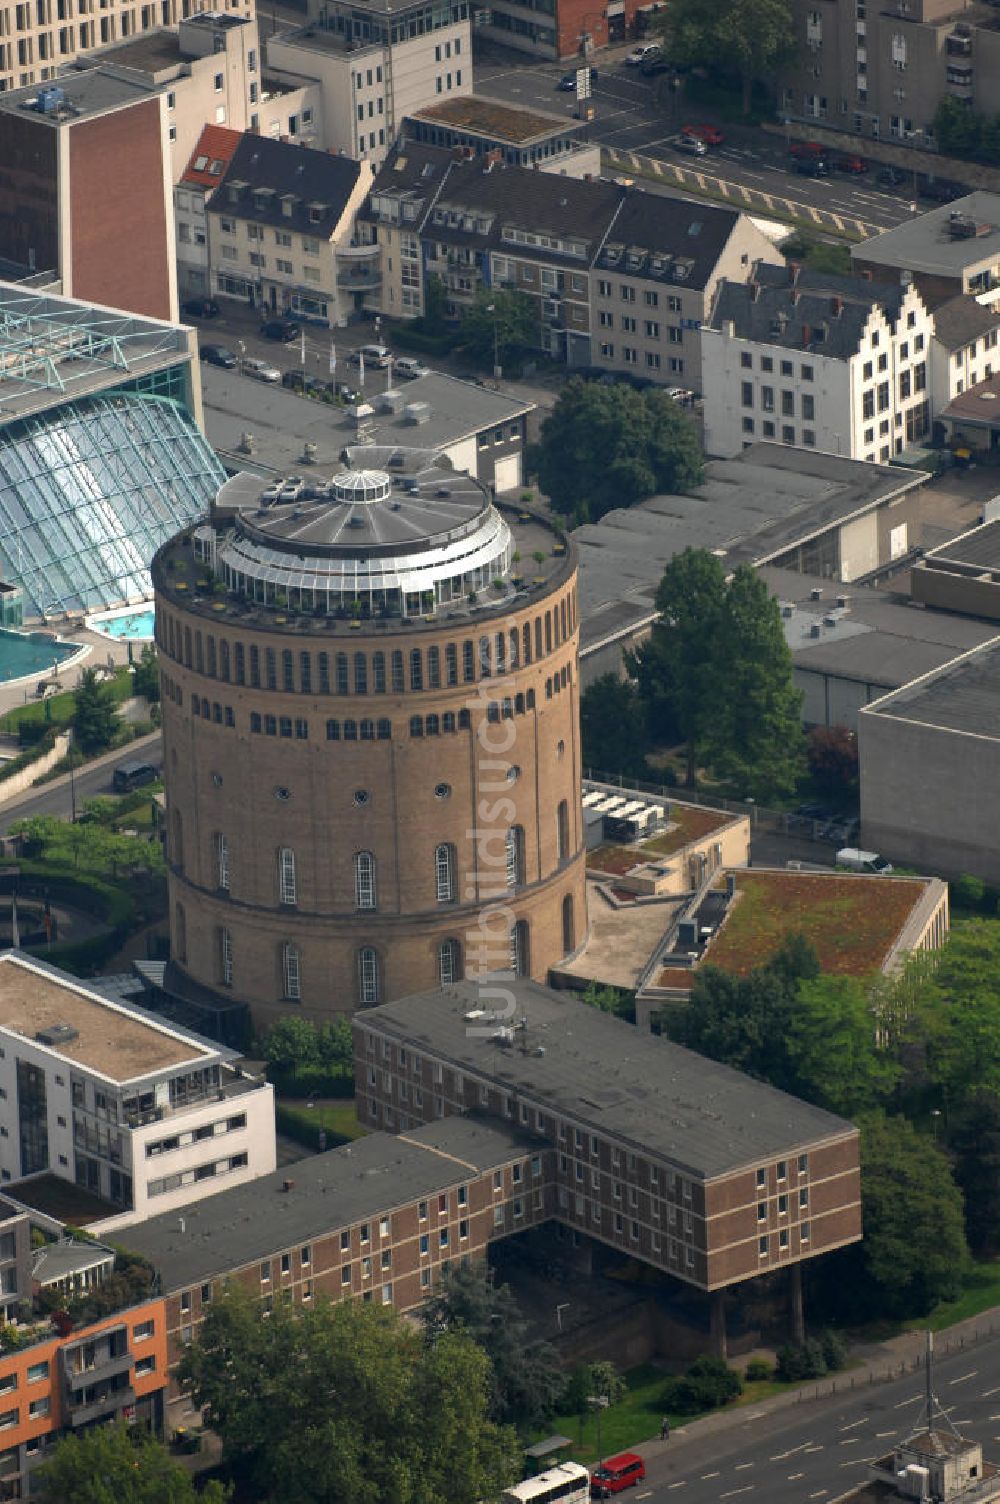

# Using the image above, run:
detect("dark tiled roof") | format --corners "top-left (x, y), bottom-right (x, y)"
top-left (941, 371), bottom-right (1000, 423)
top-left (208, 135), bottom-right (363, 239)
top-left (356, 141), bottom-right (452, 227)
top-left (931, 292), bottom-right (1000, 351)
top-left (427, 158), bottom-right (624, 262)
top-left (709, 266), bottom-right (906, 359)
top-left (595, 195), bottom-right (739, 292)
top-left (871, 637), bottom-right (1000, 735)
top-left (924, 516), bottom-right (1000, 570)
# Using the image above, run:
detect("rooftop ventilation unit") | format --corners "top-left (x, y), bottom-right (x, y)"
top-left (405, 402), bottom-right (431, 425)
top-left (36, 1023), bottom-right (79, 1048)
top-left (376, 389), bottom-right (405, 415)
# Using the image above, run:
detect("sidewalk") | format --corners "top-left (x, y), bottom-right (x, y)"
top-left (0, 729), bottom-right (161, 817)
top-left (648, 1307), bottom-right (1000, 1463)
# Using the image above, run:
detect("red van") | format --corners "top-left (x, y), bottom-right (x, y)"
top-left (591, 1453), bottom-right (646, 1496)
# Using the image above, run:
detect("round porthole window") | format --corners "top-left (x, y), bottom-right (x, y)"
top-left (435, 782), bottom-right (452, 800)
top-left (212, 772), bottom-right (224, 788)
top-left (273, 786), bottom-right (291, 802)
top-left (353, 789), bottom-right (370, 807)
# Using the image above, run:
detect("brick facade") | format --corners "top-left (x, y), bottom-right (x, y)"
top-left (155, 541), bottom-right (586, 1030)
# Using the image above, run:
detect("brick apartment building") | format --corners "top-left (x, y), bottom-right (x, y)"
top-left (352, 980), bottom-right (862, 1350)
top-left (0, 68), bottom-right (176, 318)
top-left (120, 1116), bottom-right (551, 1429)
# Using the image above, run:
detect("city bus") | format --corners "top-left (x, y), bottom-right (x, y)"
top-left (500, 1462), bottom-right (590, 1504)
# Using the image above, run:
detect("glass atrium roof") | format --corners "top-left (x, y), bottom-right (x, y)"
top-left (0, 393), bottom-right (225, 618)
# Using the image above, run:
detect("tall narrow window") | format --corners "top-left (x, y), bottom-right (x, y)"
top-left (510, 919), bottom-right (529, 978)
top-left (463, 640), bottom-right (474, 682)
top-left (249, 645), bottom-right (260, 687)
top-left (359, 947), bottom-right (379, 1006)
top-left (428, 646), bottom-right (440, 689)
top-left (439, 938), bottom-right (461, 985)
top-left (174, 902), bottom-right (187, 964)
top-left (354, 653), bottom-right (367, 694)
top-left (557, 800), bottom-right (570, 861)
top-left (523, 623), bottom-right (531, 664)
top-left (220, 926), bottom-right (233, 986)
top-left (410, 649), bottom-right (423, 691)
top-left (392, 651), bottom-right (405, 693)
top-left (506, 826), bottom-right (524, 888)
top-left (336, 653), bottom-right (349, 695)
top-left (299, 652), bottom-right (311, 694)
top-left (445, 643), bottom-right (457, 686)
top-left (355, 851), bottom-right (377, 910)
top-left (215, 832), bottom-right (230, 892)
top-left (373, 652), bottom-right (386, 693)
top-left (562, 894), bottom-right (575, 956)
top-left (318, 652), bottom-right (330, 694)
top-left (435, 843), bottom-right (455, 903)
top-left (509, 629), bottom-right (519, 669)
top-left (282, 942), bottom-right (301, 1001)
top-left (282, 649), bottom-right (294, 692)
top-left (495, 633), bottom-right (506, 674)
top-left (479, 635), bottom-right (491, 677)
top-left (278, 847), bottom-right (297, 906)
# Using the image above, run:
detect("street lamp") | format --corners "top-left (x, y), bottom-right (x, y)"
top-left (587, 1395), bottom-right (609, 1472)
top-left (485, 303), bottom-right (501, 386)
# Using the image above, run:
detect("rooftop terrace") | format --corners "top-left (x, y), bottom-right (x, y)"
top-left (409, 95), bottom-right (583, 145)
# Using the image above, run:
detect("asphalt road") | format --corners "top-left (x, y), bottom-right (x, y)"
top-left (0, 737), bottom-right (162, 833)
top-left (635, 1330), bottom-right (1000, 1503)
top-left (473, 50), bottom-right (922, 232)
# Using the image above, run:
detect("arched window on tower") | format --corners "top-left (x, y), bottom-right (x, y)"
top-left (439, 938), bottom-right (462, 986)
top-left (278, 847), bottom-right (297, 906)
top-left (557, 800), bottom-right (570, 862)
top-left (510, 919), bottom-right (530, 978)
top-left (562, 895), bottom-right (575, 956)
top-left (435, 843), bottom-right (456, 903)
top-left (506, 826), bottom-right (524, 888)
top-left (282, 942), bottom-right (302, 1002)
top-left (358, 947), bottom-right (379, 1006)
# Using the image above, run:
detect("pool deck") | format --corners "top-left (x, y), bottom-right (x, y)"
top-left (0, 624), bottom-right (134, 718)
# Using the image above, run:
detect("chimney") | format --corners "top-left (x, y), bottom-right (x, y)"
top-left (831, 294), bottom-right (843, 316)
top-left (749, 281), bottom-right (760, 302)
top-left (802, 322), bottom-right (811, 347)
top-left (788, 260), bottom-right (801, 285)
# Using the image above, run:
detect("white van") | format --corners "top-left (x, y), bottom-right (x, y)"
top-left (836, 847), bottom-right (893, 875)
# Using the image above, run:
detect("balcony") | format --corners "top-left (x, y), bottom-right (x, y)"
top-left (68, 1382), bottom-right (136, 1428)
top-left (336, 243), bottom-right (381, 263)
top-left (336, 265), bottom-right (383, 291)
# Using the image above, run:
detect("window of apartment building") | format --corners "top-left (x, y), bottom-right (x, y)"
top-left (762, 420), bottom-right (775, 437)
top-left (761, 386), bottom-right (774, 412)
top-left (644, 290), bottom-right (659, 307)
top-left (278, 847), bottom-right (296, 905)
top-left (802, 394), bottom-right (815, 421)
top-left (26, 1363), bottom-right (47, 1385)
top-left (598, 311), bottom-right (613, 328)
top-left (782, 425), bottom-right (795, 444)
top-left (213, 71), bottom-right (223, 91)
top-left (863, 389), bottom-right (875, 420)
top-left (621, 315), bottom-right (637, 333)
top-left (741, 381), bottom-right (753, 407)
top-left (761, 356), bottom-right (773, 373)
top-left (877, 380), bottom-right (890, 412)
top-left (780, 359), bottom-right (793, 376)
top-left (623, 348), bottom-right (637, 365)
top-left (0, 1376), bottom-right (15, 1397)
top-left (600, 343), bottom-right (613, 359)
top-left (803, 429), bottom-right (816, 446)
top-left (646, 352), bottom-right (661, 370)
top-left (668, 326), bottom-right (682, 344)
top-left (878, 353), bottom-right (888, 372)
top-left (781, 390), bottom-right (794, 416)
top-left (598, 279), bottom-right (612, 296)
top-left (620, 285), bottom-right (636, 302)
top-left (740, 352), bottom-right (752, 368)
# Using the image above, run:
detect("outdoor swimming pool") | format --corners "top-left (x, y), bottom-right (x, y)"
top-left (86, 607), bottom-right (156, 641)
top-left (0, 629), bottom-right (82, 685)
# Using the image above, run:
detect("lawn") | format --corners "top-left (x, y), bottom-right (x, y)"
top-left (922, 1260), bottom-right (1000, 1332)
top-left (275, 1098), bottom-right (368, 1151)
top-left (532, 1366), bottom-right (788, 1465)
top-left (587, 806), bottom-right (735, 877)
top-left (700, 870), bottom-right (923, 977)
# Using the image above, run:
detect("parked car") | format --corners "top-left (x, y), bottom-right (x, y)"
top-left (181, 298), bottom-right (220, 319)
top-left (242, 356), bottom-right (281, 384)
top-left (789, 140), bottom-right (827, 159)
top-left (878, 165), bottom-right (907, 186)
top-left (199, 343), bottom-right (237, 368)
top-left (281, 369), bottom-right (307, 392)
top-left (683, 122), bottom-right (724, 146)
top-left (920, 177), bottom-right (960, 202)
top-left (626, 42), bottom-right (661, 65)
top-left (640, 55), bottom-right (671, 76)
top-left (335, 381), bottom-right (362, 404)
top-left (558, 64), bottom-right (598, 89)
top-left (393, 356), bottom-right (429, 380)
top-left (670, 133), bottom-right (707, 156)
top-left (259, 318), bottom-right (301, 343)
top-left (793, 156), bottom-right (829, 176)
top-left (350, 343), bottom-right (392, 368)
top-left (834, 154), bottom-right (867, 174)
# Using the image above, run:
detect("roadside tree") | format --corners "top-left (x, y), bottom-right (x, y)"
top-left (33, 1422), bottom-right (229, 1504)
top-left (72, 668), bottom-right (120, 755)
top-left (658, 0), bottom-right (797, 114)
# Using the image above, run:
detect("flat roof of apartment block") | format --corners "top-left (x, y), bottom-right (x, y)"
top-left (120, 1117), bottom-right (537, 1291)
top-left (360, 981), bottom-right (856, 1180)
top-left (0, 952), bottom-right (217, 1082)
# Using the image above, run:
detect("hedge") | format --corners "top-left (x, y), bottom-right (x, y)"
top-left (267, 1067), bottom-right (353, 1099)
top-left (15, 862), bottom-right (136, 929)
top-left (0, 727), bottom-right (60, 782)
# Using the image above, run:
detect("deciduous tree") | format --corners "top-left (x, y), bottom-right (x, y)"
top-left (460, 288), bottom-right (536, 370)
top-left (533, 379), bottom-right (703, 525)
top-left (180, 1286), bottom-right (519, 1504)
top-left (659, 0), bottom-right (797, 114)
top-left (33, 1422), bottom-right (229, 1504)
top-left (579, 673), bottom-right (649, 780)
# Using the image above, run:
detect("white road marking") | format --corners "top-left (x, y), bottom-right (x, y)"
top-left (719, 1489), bottom-right (754, 1499)
top-left (840, 1438), bottom-right (862, 1446)
top-left (735, 1462), bottom-right (754, 1470)
top-left (701, 1471), bottom-right (720, 1479)
top-left (805, 1445), bottom-right (824, 1453)
top-left (809, 1493), bottom-right (829, 1500)
top-left (636, 1493), bottom-right (652, 1499)
top-left (840, 1419), bottom-right (867, 1432)
top-left (875, 1431), bottom-right (896, 1438)
top-left (770, 1444), bottom-right (810, 1461)
top-left (983, 1385), bottom-right (1000, 1397)
top-left (949, 1370), bottom-right (977, 1385)
top-left (667, 1483), bottom-right (686, 1491)
top-left (894, 1393), bottom-right (921, 1409)
top-left (788, 1473), bottom-right (805, 1481)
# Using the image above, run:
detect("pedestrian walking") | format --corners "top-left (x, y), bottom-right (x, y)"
top-left (660, 1417), bottom-right (670, 1441)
